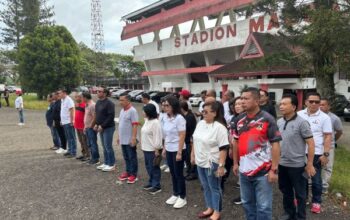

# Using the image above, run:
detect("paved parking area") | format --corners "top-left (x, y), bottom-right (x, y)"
top-left (0, 104), bottom-right (348, 220)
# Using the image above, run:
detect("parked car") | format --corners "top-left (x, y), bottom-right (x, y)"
top-left (6, 85), bottom-right (17, 93)
top-left (189, 94), bottom-right (203, 107)
top-left (135, 91), bottom-right (158, 102)
top-left (333, 94), bottom-right (349, 116)
top-left (129, 90), bottom-right (144, 101)
top-left (111, 89), bottom-right (127, 98)
top-left (150, 91), bottom-right (172, 103)
top-left (0, 84), bottom-right (5, 94)
top-left (107, 87), bottom-right (122, 93)
top-left (343, 103), bottom-right (350, 122)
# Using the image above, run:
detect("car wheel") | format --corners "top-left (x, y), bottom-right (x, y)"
top-left (344, 117), bottom-right (350, 122)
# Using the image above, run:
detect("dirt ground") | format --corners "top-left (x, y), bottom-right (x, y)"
top-left (0, 103), bottom-right (349, 220)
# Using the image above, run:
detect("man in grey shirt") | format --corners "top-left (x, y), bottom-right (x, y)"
top-left (320, 98), bottom-right (343, 193)
top-left (277, 94), bottom-right (316, 220)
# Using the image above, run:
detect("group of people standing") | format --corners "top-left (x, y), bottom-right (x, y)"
top-left (44, 86), bottom-right (342, 220)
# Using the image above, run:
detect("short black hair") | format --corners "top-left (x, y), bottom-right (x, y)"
top-left (226, 90), bottom-right (235, 99)
top-left (120, 94), bottom-right (131, 101)
top-left (320, 97), bottom-right (330, 104)
top-left (259, 89), bottom-right (269, 97)
top-left (282, 93), bottom-right (298, 110)
top-left (143, 104), bottom-right (158, 120)
top-left (241, 87), bottom-right (260, 100)
top-left (82, 92), bottom-right (92, 100)
top-left (201, 90), bottom-right (207, 95)
top-left (165, 95), bottom-right (181, 115)
top-left (142, 93), bottom-right (150, 100)
top-left (306, 91), bottom-right (321, 100)
top-left (206, 89), bottom-right (216, 98)
top-left (58, 88), bottom-right (68, 94)
top-left (101, 87), bottom-right (110, 96)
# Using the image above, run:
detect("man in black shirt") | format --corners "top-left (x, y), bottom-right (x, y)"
top-left (259, 89), bottom-right (277, 119)
top-left (94, 87), bottom-right (116, 172)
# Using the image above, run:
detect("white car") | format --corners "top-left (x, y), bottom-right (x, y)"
top-left (189, 94), bottom-right (203, 107)
top-left (0, 84), bottom-right (5, 94)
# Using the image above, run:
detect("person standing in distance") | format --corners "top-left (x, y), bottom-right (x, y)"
top-left (259, 89), bottom-right (277, 119)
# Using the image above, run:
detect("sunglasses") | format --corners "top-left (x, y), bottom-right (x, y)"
top-left (308, 100), bottom-right (320, 104)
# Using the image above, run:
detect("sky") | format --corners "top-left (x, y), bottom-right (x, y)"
top-left (52, 0), bottom-right (154, 55)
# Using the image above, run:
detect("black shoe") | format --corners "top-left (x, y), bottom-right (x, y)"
top-left (81, 157), bottom-right (89, 162)
top-left (87, 160), bottom-right (100, 165)
top-left (149, 188), bottom-right (162, 195)
top-left (66, 154), bottom-right (75, 158)
top-left (143, 184), bottom-right (152, 191)
top-left (63, 152), bottom-right (71, 157)
top-left (76, 156), bottom-right (84, 160)
top-left (232, 196), bottom-right (242, 205)
top-left (185, 174), bottom-right (198, 181)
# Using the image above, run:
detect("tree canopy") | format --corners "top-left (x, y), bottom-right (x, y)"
top-left (18, 25), bottom-right (81, 98)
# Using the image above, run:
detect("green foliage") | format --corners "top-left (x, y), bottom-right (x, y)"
top-left (253, 0), bottom-right (350, 98)
top-left (0, 0), bottom-right (54, 47)
top-left (17, 25), bottom-right (81, 99)
top-left (331, 146), bottom-right (350, 198)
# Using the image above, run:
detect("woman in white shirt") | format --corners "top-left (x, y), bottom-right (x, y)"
top-left (161, 95), bottom-right (187, 209)
top-left (141, 104), bottom-right (163, 195)
top-left (192, 101), bottom-right (229, 220)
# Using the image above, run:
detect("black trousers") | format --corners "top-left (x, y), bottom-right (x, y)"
top-left (278, 165), bottom-right (307, 220)
top-left (56, 124), bottom-right (67, 150)
top-left (5, 97), bottom-right (9, 106)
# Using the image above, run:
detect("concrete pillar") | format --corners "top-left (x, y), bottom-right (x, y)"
top-left (297, 89), bottom-right (304, 110)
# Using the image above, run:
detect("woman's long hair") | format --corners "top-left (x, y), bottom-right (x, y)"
top-left (203, 101), bottom-right (226, 127)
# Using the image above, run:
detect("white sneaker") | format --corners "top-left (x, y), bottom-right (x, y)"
top-left (55, 148), bottom-right (63, 154)
top-left (173, 197), bottom-right (187, 209)
top-left (166, 195), bottom-right (178, 205)
top-left (164, 167), bottom-right (170, 173)
top-left (160, 164), bottom-right (168, 170)
top-left (97, 164), bottom-right (107, 170)
top-left (61, 149), bottom-right (67, 154)
top-left (18, 123), bottom-right (24, 126)
top-left (102, 165), bottom-right (115, 172)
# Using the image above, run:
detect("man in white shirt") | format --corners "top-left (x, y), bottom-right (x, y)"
top-left (58, 88), bottom-right (77, 158)
top-left (15, 91), bottom-right (24, 126)
top-left (222, 90), bottom-right (235, 124)
top-left (141, 93), bottom-right (160, 114)
top-left (297, 92), bottom-right (332, 214)
top-left (320, 98), bottom-right (343, 194)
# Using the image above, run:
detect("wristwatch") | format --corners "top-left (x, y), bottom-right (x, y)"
top-left (323, 152), bottom-right (330, 157)
top-left (270, 168), bottom-right (278, 174)
top-left (219, 163), bottom-right (225, 168)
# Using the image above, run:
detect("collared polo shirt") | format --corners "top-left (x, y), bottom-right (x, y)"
top-left (277, 114), bottom-right (313, 167)
top-left (162, 114), bottom-right (186, 152)
top-left (297, 109), bottom-right (332, 155)
top-left (327, 112), bottom-right (343, 148)
top-left (118, 105), bottom-right (139, 145)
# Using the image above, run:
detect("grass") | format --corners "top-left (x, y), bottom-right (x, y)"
top-left (7, 93), bottom-right (48, 110)
top-left (330, 146), bottom-right (350, 198)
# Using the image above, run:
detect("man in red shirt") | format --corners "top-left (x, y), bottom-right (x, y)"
top-left (231, 87), bottom-right (281, 220)
top-left (74, 93), bottom-right (90, 161)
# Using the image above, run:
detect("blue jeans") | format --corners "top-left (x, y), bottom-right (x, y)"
top-left (121, 144), bottom-right (138, 176)
top-left (240, 173), bottom-right (273, 220)
top-left (307, 155), bottom-right (323, 204)
top-left (143, 151), bottom-right (161, 189)
top-left (166, 150), bottom-right (186, 199)
top-left (49, 125), bottom-right (61, 147)
top-left (100, 126), bottom-right (115, 166)
top-left (18, 109), bottom-right (24, 123)
top-left (63, 123), bottom-right (77, 156)
top-left (86, 128), bottom-right (100, 162)
top-left (197, 163), bottom-right (222, 212)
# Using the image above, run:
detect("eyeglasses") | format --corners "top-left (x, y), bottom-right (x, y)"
top-left (308, 100), bottom-right (320, 104)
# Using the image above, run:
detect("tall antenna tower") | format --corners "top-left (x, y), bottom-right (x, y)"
top-left (91, 0), bottom-right (105, 52)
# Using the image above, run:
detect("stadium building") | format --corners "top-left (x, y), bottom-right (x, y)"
top-left (121, 0), bottom-right (350, 108)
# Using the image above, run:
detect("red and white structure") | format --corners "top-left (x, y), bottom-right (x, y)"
top-left (121, 0), bottom-right (350, 104)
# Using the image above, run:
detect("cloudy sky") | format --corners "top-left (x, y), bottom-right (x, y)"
top-left (53, 0), bottom-right (154, 55)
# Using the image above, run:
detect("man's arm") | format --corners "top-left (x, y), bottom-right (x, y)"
top-left (335, 130), bottom-right (343, 142)
top-left (131, 124), bottom-right (138, 146)
top-left (69, 107), bottom-right (75, 125)
top-left (271, 142), bottom-right (280, 171)
top-left (305, 138), bottom-right (316, 176)
top-left (232, 139), bottom-right (239, 176)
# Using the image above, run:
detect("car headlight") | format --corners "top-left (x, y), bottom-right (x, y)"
top-left (345, 108), bottom-right (350, 113)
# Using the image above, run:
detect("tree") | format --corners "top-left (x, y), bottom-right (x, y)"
top-left (251, 0), bottom-right (350, 99)
top-left (0, 0), bottom-right (54, 48)
top-left (18, 25), bottom-right (81, 99)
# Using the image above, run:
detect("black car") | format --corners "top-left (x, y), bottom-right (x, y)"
top-left (333, 94), bottom-right (349, 116)
top-left (343, 103), bottom-right (350, 122)
top-left (150, 91), bottom-right (171, 103)
top-left (135, 90), bottom-right (158, 102)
